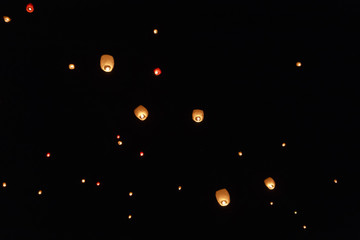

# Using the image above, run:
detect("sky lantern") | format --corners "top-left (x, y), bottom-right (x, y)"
top-left (68, 64), bottom-right (75, 70)
top-left (192, 109), bottom-right (204, 123)
top-left (26, 3), bottom-right (34, 13)
top-left (215, 188), bottom-right (230, 207)
top-left (3, 16), bottom-right (11, 23)
top-left (296, 62), bottom-right (302, 67)
top-left (134, 105), bottom-right (149, 121)
top-left (264, 177), bottom-right (276, 190)
top-left (154, 67), bottom-right (161, 76)
top-left (153, 29), bottom-right (158, 34)
top-left (100, 54), bottom-right (114, 72)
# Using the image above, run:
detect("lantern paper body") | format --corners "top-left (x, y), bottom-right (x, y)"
top-left (264, 177), bottom-right (276, 190)
top-left (192, 109), bottom-right (204, 123)
top-left (215, 188), bottom-right (230, 207)
top-left (26, 3), bottom-right (34, 13)
top-left (100, 54), bottom-right (114, 72)
top-left (134, 105), bottom-right (149, 121)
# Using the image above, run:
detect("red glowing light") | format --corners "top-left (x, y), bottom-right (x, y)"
top-left (140, 152), bottom-right (144, 157)
top-left (26, 3), bottom-right (34, 13)
top-left (154, 68), bottom-right (161, 76)
top-left (96, 182), bottom-right (100, 186)
top-left (116, 135), bottom-right (120, 139)
top-left (46, 153), bottom-right (50, 157)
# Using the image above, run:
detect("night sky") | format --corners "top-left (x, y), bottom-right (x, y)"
top-left (1, 1), bottom-right (360, 239)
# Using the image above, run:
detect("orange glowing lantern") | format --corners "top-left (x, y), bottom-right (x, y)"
top-left (3, 16), bottom-right (11, 23)
top-left (264, 177), bottom-right (276, 190)
top-left (153, 29), bottom-right (158, 34)
top-left (192, 109), bottom-right (204, 123)
top-left (134, 105), bottom-right (149, 121)
top-left (296, 62), bottom-right (302, 67)
top-left (26, 3), bottom-right (34, 13)
top-left (69, 64), bottom-right (75, 70)
top-left (46, 153), bottom-right (50, 158)
top-left (154, 68), bottom-right (161, 76)
top-left (100, 54), bottom-right (114, 72)
top-left (2, 182), bottom-right (6, 187)
top-left (215, 188), bottom-right (230, 207)
top-left (96, 182), bottom-right (100, 186)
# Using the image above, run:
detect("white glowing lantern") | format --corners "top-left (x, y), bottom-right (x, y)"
top-left (192, 109), bottom-right (204, 123)
top-left (100, 54), bottom-right (114, 72)
top-left (264, 177), bottom-right (276, 190)
top-left (134, 105), bottom-right (149, 121)
top-left (215, 188), bottom-right (230, 207)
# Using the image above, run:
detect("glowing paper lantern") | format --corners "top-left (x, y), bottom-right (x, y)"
top-left (38, 190), bottom-right (42, 195)
top-left (192, 109), bottom-right (204, 123)
top-left (69, 64), bottom-right (75, 70)
top-left (100, 54), bottom-right (114, 72)
top-left (134, 105), bottom-right (149, 121)
top-left (2, 182), bottom-right (6, 187)
top-left (154, 67), bottom-right (161, 76)
top-left (3, 16), bottom-right (11, 23)
top-left (264, 177), bottom-right (276, 190)
top-left (153, 29), bottom-right (158, 34)
top-left (296, 62), bottom-right (302, 67)
top-left (26, 3), bottom-right (34, 13)
top-left (215, 188), bottom-right (230, 207)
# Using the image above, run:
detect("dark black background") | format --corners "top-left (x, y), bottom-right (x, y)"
top-left (0, 0), bottom-right (359, 239)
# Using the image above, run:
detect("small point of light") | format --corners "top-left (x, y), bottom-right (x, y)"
top-left (238, 151), bottom-right (243, 156)
top-left (334, 179), bottom-right (338, 184)
top-left (178, 186), bottom-right (182, 190)
top-left (296, 62), bottom-right (302, 67)
top-left (153, 29), bottom-right (158, 34)
top-left (81, 179), bottom-right (85, 183)
top-left (118, 140), bottom-right (123, 145)
top-left (221, 200), bottom-right (228, 206)
top-left (140, 152), bottom-right (144, 157)
top-left (96, 182), bottom-right (100, 186)
top-left (46, 153), bottom-right (50, 158)
top-left (2, 182), bottom-right (6, 187)
top-left (116, 135), bottom-right (120, 139)
top-left (154, 68), bottom-right (161, 76)
top-left (294, 211), bottom-right (298, 215)
top-left (38, 190), bottom-right (42, 195)
top-left (69, 64), bottom-right (75, 70)
top-left (270, 201), bottom-right (274, 205)
top-left (282, 142), bottom-right (286, 147)
top-left (3, 16), bottom-right (11, 23)
top-left (303, 225), bottom-right (307, 229)
top-left (129, 192), bottom-right (133, 196)
top-left (128, 214), bottom-right (132, 219)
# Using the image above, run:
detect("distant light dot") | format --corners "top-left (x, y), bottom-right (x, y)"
top-left (153, 29), bottom-right (158, 34)
top-left (238, 151), bottom-right (243, 156)
top-left (294, 211), bottom-right (297, 214)
top-left (96, 182), bottom-right (100, 186)
top-left (69, 64), bottom-right (75, 70)
top-left (2, 182), bottom-right (6, 187)
top-left (129, 192), bottom-right (133, 196)
top-left (270, 201), bottom-right (274, 205)
top-left (296, 62), bottom-right (302, 67)
top-left (334, 179), bottom-right (338, 183)
top-left (118, 140), bottom-right (123, 145)
top-left (140, 151), bottom-right (144, 157)
top-left (303, 225), bottom-right (307, 229)
top-left (178, 186), bottom-right (182, 190)
top-left (282, 142), bottom-right (286, 147)
top-left (3, 16), bottom-right (11, 23)
top-left (128, 214), bottom-right (132, 219)
top-left (46, 153), bottom-right (50, 158)
top-left (81, 179), bottom-right (85, 183)
top-left (38, 190), bottom-right (42, 195)
top-left (154, 68), bottom-right (161, 76)
top-left (116, 135), bottom-right (120, 139)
